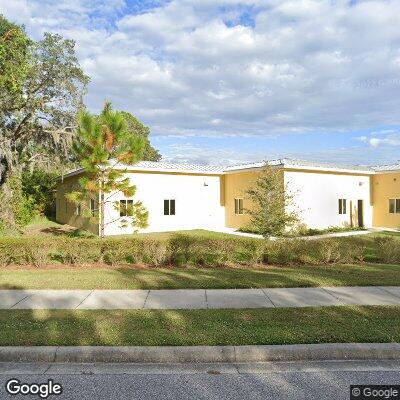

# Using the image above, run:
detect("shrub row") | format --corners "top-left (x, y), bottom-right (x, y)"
top-left (373, 237), bottom-right (400, 264)
top-left (0, 233), bottom-right (372, 267)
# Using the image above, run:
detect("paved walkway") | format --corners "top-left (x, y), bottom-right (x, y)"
top-left (1, 286), bottom-right (400, 310)
top-left (211, 227), bottom-right (372, 240)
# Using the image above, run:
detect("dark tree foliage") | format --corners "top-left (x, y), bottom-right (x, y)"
top-left (245, 166), bottom-right (300, 237)
top-left (120, 111), bottom-right (161, 161)
top-left (0, 15), bottom-right (88, 229)
top-left (21, 169), bottom-right (58, 217)
top-left (0, 16), bottom-right (89, 184)
top-left (0, 16), bottom-right (30, 98)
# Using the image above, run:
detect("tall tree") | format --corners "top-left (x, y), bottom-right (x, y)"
top-left (120, 111), bottom-right (161, 161)
top-left (0, 16), bottom-right (30, 183)
top-left (245, 166), bottom-right (300, 237)
top-left (67, 103), bottom-right (149, 237)
top-left (0, 16), bottom-right (89, 229)
top-left (0, 16), bottom-right (89, 185)
top-left (0, 16), bottom-right (30, 99)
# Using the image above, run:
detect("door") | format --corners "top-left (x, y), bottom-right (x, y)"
top-left (357, 200), bottom-right (364, 228)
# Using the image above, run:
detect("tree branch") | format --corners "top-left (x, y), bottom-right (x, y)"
top-left (13, 112), bottom-right (33, 141)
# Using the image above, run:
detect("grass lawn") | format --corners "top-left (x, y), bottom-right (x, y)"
top-left (20, 217), bottom-right (400, 241)
top-left (20, 217), bottom-right (236, 239)
top-left (0, 306), bottom-right (398, 346)
top-left (1, 263), bottom-right (400, 289)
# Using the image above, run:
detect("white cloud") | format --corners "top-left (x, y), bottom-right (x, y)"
top-left (370, 136), bottom-right (400, 147)
top-left (162, 142), bottom-right (268, 166)
top-left (2, 0), bottom-right (400, 162)
top-left (357, 130), bottom-right (400, 147)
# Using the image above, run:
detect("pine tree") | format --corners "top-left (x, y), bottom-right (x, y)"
top-left (245, 166), bottom-right (300, 237)
top-left (67, 102), bottom-right (148, 237)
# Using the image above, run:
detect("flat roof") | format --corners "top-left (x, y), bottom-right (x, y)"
top-left (224, 158), bottom-right (374, 174)
top-left (58, 158), bottom-right (400, 180)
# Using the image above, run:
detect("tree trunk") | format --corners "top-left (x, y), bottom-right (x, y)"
top-left (99, 175), bottom-right (105, 238)
top-left (100, 191), bottom-right (105, 238)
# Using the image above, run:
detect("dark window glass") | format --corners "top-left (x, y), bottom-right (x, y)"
top-left (164, 200), bottom-right (176, 215)
top-left (235, 198), bottom-right (244, 215)
top-left (389, 199), bottom-right (395, 214)
top-left (396, 199), bottom-right (400, 213)
top-left (90, 199), bottom-right (96, 216)
top-left (339, 199), bottom-right (346, 215)
top-left (164, 200), bottom-right (169, 215)
top-left (127, 200), bottom-right (133, 216)
top-left (120, 200), bottom-right (126, 217)
top-left (239, 199), bottom-right (243, 214)
top-left (120, 200), bottom-right (134, 217)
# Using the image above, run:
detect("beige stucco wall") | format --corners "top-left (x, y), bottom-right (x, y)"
top-left (224, 167), bottom-right (374, 230)
top-left (55, 174), bottom-right (99, 235)
top-left (56, 166), bottom-right (400, 235)
top-left (224, 170), bottom-right (261, 229)
top-left (372, 172), bottom-right (400, 228)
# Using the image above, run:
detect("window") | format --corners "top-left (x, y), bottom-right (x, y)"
top-left (120, 199), bottom-right (134, 217)
top-left (234, 198), bottom-right (244, 215)
top-left (389, 199), bottom-right (395, 213)
top-left (338, 199), bottom-right (347, 215)
top-left (90, 199), bottom-right (97, 216)
top-left (389, 199), bottom-right (400, 214)
top-left (164, 199), bottom-right (175, 215)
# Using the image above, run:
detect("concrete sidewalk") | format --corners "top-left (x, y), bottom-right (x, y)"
top-left (210, 227), bottom-right (372, 240)
top-left (1, 286), bottom-right (400, 310)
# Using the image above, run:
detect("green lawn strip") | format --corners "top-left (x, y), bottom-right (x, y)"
top-left (0, 306), bottom-right (398, 346)
top-left (1, 263), bottom-right (399, 290)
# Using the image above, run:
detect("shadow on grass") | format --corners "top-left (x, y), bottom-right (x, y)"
top-left (113, 263), bottom-right (400, 290)
top-left (1, 283), bottom-right (399, 346)
top-left (1, 263), bottom-right (400, 290)
top-left (0, 285), bottom-right (399, 346)
top-left (0, 284), bottom-right (101, 346)
top-left (40, 227), bottom-right (94, 238)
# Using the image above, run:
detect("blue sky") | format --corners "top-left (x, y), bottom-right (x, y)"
top-left (1, 0), bottom-right (400, 166)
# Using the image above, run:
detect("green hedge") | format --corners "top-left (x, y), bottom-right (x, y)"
top-left (373, 237), bottom-right (400, 263)
top-left (0, 233), bottom-right (376, 267)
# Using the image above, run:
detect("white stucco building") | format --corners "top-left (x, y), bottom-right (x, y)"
top-left (55, 158), bottom-right (400, 236)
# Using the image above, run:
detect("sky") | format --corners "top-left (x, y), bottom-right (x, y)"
top-left (1, 0), bottom-right (400, 166)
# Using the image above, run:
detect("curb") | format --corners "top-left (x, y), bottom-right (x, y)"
top-left (0, 343), bottom-right (399, 363)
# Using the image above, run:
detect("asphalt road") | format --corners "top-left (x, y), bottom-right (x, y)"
top-left (0, 360), bottom-right (399, 400)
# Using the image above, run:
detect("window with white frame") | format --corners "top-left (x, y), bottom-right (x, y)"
top-left (389, 199), bottom-right (400, 214)
top-left (338, 199), bottom-right (347, 215)
top-left (120, 199), bottom-right (134, 217)
top-left (234, 198), bottom-right (244, 215)
top-left (164, 199), bottom-right (175, 215)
